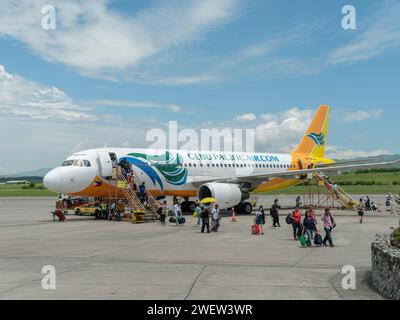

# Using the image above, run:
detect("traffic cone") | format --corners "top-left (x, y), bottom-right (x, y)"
top-left (231, 208), bottom-right (237, 222)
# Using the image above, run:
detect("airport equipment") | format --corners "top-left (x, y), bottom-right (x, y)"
top-left (130, 210), bottom-right (145, 223)
top-left (302, 172), bottom-right (356, 210)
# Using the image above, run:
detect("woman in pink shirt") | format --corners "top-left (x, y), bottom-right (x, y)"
top-left (321, 208), bottom-right (335, 247)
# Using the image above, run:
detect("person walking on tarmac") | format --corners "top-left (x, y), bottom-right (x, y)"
top-left (200, 206), bottom-right (210, 233)
top-left (255, 206), bottom-right (265, 235)
top-left (321, 208), bottom-right (335, 247)
top-left (160, 200), bottom-right (168, 226)
top-left (356, 198), bottom-right (365, 224)
top-left (270, 199), bottom-right (281, 228)
top-left (211, 204), bottom-right (221, 232)
top-left (291, 207), bottom-right (302, 240)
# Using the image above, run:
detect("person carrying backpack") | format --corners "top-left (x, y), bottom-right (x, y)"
top-left (270, 199), bottom-right (281, 228)
top-left (356, 198), bottom-right (365, 224)
top-left (290, 207), bottom-right (302, 240)
top-left (211, 204), bottom-right (221, 232)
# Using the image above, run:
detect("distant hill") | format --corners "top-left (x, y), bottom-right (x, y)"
top-left (13, 168), bottom-right (53, 178)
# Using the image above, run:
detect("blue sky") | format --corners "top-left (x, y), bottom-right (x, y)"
top-left (0, 0), bottom-right (399, 174)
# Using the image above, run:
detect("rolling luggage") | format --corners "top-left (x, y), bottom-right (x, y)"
top-left (54, 209), bottom-right (65, 222)
top-left (252, 224), bottom-right (260, 235)
top-left (169, 216), bottom-right (176, 223)
top-left (178, 216), bottom-right (186, 225)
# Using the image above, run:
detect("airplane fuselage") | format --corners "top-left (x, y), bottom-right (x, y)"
top-left (44, 147), bottom-right (306, 198)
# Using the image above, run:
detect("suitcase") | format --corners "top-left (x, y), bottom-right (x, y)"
top-left (252, 224), bottom-right (260, 235)
top-left (54, 209), bottom-right (65, 221)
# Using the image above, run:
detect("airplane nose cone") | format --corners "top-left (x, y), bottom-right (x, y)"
top-left (43, 169), bottom-right (62, 192)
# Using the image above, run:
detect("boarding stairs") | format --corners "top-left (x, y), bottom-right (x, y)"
top-left (313, 172), bottom-right (356, 209)
top-left (115, 167), bottom-right (161, 221)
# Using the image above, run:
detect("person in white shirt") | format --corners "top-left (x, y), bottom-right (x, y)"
top-left (173, 201), bottom-right (182, 226)
top-left (211, 204), bottom-right (221, 232)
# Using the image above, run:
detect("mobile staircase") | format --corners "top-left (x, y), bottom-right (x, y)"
top-left (115, 167), bottom-right (161, 221)
top-left (303, 172), bottom-right (356, 210)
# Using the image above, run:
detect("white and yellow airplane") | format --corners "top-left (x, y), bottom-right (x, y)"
top-left (44, 105), bottom-right (399, 213)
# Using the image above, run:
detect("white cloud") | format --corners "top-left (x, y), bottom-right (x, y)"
top-left (326, 2), bottom-right (400, 66)
top-left (91, 100), bottom-right (182, 113)
top-left (325, 146), bottom-right (391, 160)
top-left (0, 0), bottom-right (241, 80)
top-left (341, 109), bottom-right (383, 122)
top-left (236, 113), bottom-right (256, 121)
top-left (0, 64), bottom-right (97, 122)
top-left (0, 64), bottom-right (186, 121)
top-left (255, 108), bottom-right (313, 150)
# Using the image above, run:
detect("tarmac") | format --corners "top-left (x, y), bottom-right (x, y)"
top-left (0, 196), bottom-right (398, 300)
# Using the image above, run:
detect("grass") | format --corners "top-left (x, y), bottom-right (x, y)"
top-left (1, 171), bottom-right (399, 197)
top-left (0, 183), bottom-right (56, 197)
top-left (259, 171), bottom-right (400, 196)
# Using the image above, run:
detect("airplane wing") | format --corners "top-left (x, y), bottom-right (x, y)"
top-left (191, 158), bottom-right (400, 187)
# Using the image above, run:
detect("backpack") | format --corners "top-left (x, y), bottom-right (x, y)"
top-left (178, 216), bottom-right (186, 225)
top-left (314, 233), bottom-right (323, 246)
top-left (285, 214), bottom-right (292, 225)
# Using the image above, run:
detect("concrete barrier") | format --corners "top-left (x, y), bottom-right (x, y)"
top-left (371, 234), bottom-right (400, 300)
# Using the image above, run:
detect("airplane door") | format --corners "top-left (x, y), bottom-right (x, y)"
top-left (97, 151), bottom-right (113, 177)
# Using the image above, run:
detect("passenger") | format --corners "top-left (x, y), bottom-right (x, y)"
top-left (139, 182), bottom-right (146, 199)
top-left (365, 196), bottom-right (371, 211)
top-left (306, 205), bottom-right (317, 226)
top-left (321, 208), bottom-right (335, 247)
top-left (371, 202), bottom-right (378, 211)
top-left (160, 200), bottom-right (167, 226)
top-left (356, 198), bottom-right (365, 224)
top-left (194, 202), bottom-right (202, 226)
top-left (255, 206), bottom-right (265, 235)
top-left (211, 204), bottom-right (221, 232)
top-left (270, 199), bottom-right (281, 228)
top-left (302, 211), bottom-right (316, 247)
top-left (173, 201), bottom-right (182, 226)
top-left (200, 206), bottom-right (210, 233)
top-left (290, 207), bottom-right (302, 240)
top-left (386, 193), bottom-right (392, 212)
top-left (295, 196), bottom-right (302, 208)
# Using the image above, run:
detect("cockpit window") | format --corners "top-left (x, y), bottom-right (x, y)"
top-left (83, 160), bottom-right (91, 167)
top-left (73, 160), bottom-right (83, 167)
top-left (61, 160), bottom-right (74, 166)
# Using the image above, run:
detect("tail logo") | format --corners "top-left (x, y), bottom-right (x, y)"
top-left (307, 132), bottom-right (325, 147)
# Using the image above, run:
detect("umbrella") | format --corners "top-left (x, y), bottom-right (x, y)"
top-left (200, 197), bottom-right (217, 204)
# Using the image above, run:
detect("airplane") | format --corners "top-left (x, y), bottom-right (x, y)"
top-left (44, 105), bottom-right (400, 214)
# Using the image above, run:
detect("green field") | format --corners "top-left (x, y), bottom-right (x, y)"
top-left (0, 183), bottom-right (56, 197)
top-left (1, 171), bottom-right (400, 196)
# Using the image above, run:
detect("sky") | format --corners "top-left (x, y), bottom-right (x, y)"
top-left (0, 0), bottom-right (399, 174)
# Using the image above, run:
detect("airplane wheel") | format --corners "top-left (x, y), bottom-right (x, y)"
top-left (240, 202), bottom-right (253, 215)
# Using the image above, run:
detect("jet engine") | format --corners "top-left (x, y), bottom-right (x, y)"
top-left (197, 183), bottom-right (249, 209)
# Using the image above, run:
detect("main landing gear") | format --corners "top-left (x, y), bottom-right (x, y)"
top-left (234, 202), bottom-right (253, 215)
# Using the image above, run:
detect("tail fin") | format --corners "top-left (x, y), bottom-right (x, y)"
top-left (292, 105), bottom-right (330, 158)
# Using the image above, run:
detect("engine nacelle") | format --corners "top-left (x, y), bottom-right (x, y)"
top-left (197, 183), bottom-right (249, 209)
